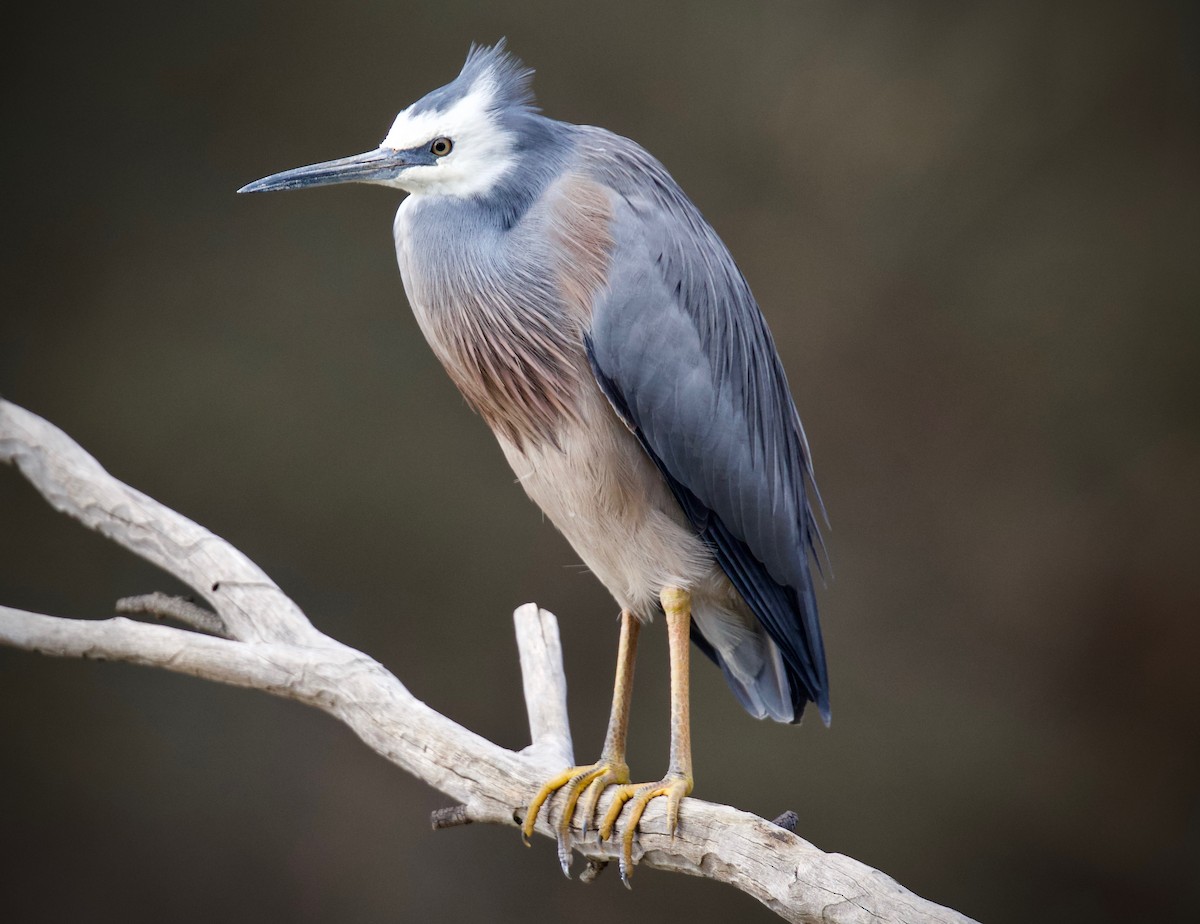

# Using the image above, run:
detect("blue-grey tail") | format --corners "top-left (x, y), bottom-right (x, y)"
top-left (676, 490), bottom-right (831, 726)
top-left (690, 594), bottom-right (830, 726)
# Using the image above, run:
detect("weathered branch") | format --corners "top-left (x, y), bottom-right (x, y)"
top-left (0, 398), bottom-right (977, 924)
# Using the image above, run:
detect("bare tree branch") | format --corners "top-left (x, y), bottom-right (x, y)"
top-left (0, 398), bottom-right (978, 924)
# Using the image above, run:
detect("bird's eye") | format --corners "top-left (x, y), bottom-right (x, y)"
top-left (430, 137), bottom-right (453, 157)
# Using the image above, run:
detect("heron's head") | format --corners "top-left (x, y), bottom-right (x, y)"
top-left (239, 41), bottom-right (538, 199)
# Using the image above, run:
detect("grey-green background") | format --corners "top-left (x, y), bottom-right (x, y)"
top-left (2, 2), bottom-right (1196, 922)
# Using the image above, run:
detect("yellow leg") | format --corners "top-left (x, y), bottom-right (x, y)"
top-left (521, 610), bottom-right (639, 874)
top-left (598, 586), bottom-right (694, 885)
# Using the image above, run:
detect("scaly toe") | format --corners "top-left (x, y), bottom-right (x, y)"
top-left (522, 766), bottom-right (580, 845)
top-left (597, 774), bottom-right (693, 885)
top-left (578, 773), bottom-right (615, 838)
top-left (578, 762), bottom-right (630, 838)
top-left (555, 766), bottom-right (607, 875)
top-left (523, 760), bottom-right (630, 875)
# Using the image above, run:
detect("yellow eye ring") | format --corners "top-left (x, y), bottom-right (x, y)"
top-left (430, 137), bottom-right (453, 157)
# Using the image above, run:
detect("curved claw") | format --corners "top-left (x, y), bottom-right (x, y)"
top-left (522, 760), bottom-right (629, 876)
top-left (597, 773), bottom-right (693, 885)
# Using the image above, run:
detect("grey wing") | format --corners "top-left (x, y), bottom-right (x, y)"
top-left (578, 127), bottom-right (830, 722)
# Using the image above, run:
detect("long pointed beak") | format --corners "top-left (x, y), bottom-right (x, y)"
top-left (237, 147), bottom-right (411, 194)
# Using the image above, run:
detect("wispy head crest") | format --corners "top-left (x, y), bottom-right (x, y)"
top-left (411, 39), bottom-right (537, 117)
top-left (461, 39), bottom-right (537, 111)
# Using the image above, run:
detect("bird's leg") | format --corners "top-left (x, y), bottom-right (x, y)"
top-left (598, 586), bottom-right (694, 885)
top-left (522, 609), bottom-right (639, 874)
top-left (573, 609), bottom-right (639, 835)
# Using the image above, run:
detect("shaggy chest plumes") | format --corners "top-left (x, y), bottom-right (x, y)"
top-left (394, 170), bottom-right (614, 447)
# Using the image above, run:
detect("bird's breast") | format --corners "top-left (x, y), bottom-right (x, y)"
top-left (393, 176), bottom-right (616, 450)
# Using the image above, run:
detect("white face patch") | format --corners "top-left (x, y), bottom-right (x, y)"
top-left (380, 78), bottom-right (516, 198)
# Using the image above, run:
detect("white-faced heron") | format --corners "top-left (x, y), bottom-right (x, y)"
top-left (240, 41), bottom-right (829, 882)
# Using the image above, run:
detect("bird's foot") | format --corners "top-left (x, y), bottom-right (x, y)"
top-left (522, 759), bottom-right (630, 876)
top-left (597, 771), bottom-right (693, 886)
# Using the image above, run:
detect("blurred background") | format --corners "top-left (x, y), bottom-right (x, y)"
top-left (1, 1), bottom-right (1196, 921)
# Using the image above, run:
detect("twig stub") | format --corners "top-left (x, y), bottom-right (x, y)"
top-left (430, 804), bottom-right (473, 830)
